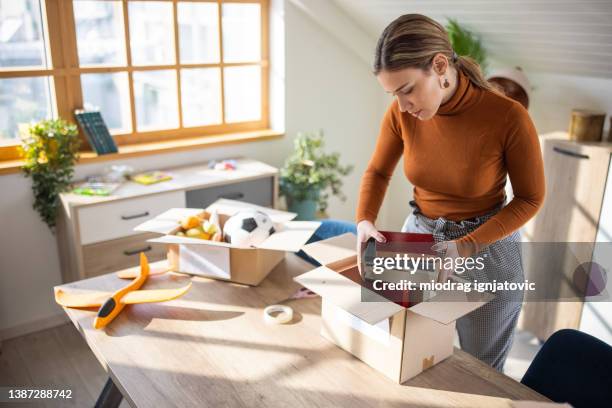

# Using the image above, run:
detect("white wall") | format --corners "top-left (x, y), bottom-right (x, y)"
top-left (284, 0), bottom-right (385, 224)
top-left (527, 71), bottom-right (612, 137)
top-left (0, 0), bottom-right (386, 337)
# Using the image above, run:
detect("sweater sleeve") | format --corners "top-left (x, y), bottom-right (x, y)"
top-left (456, 103), bottom-right (546, 257)
top-left (356, 101), bottom-right (404, 224)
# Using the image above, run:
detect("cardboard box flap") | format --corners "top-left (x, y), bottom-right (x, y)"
top-left (408, 290), bottom-right (495, 325)
top-left (294, 265), bottom-right (404, 325)
top-left (134, 208), bottom-right (203, 234)
top-left (134, 219), bottom-right (180, 235)
top-left (206, 198), bottom-right (296, 224)
top-left (301, 233), bottom-right (357, 266)
top-left (147, 234), bottom-right (234, 248)
top-left (257, 221), bottom-right (321, 252)
top-left (134, 208), bottom-right (204, 234)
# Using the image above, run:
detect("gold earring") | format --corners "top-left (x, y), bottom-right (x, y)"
top-left (443, 78), bottom-right (450, 88)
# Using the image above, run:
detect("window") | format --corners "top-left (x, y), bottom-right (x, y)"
top-left (0, 0), bottom-right (54, 152)
top-left (0, 0), bottom-right (269, 160)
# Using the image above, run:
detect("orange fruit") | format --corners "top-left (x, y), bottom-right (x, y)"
top-left (181, 216), bottom-right (201, 230)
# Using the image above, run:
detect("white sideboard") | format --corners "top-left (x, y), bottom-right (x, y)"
top-left (57, 158), bottom-right (279, 283)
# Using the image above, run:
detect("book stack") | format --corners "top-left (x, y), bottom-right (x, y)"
top-left (74, 110), bottom-right (118, 155)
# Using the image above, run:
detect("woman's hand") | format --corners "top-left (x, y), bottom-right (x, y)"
top-left (356, 220), bottom-right (387, 276)
top-left (357, 220), bottom-right (386, 244)
top-left (431, 240), bottom-right (460, 283)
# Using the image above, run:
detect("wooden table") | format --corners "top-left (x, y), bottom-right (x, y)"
top-left (57, 254), bottom-right (550, 407)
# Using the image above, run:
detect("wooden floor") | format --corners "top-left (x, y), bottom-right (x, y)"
top-left (0, 322), bottom-right (541, 407)
top-left (0, 323), bottom-right (130, 407)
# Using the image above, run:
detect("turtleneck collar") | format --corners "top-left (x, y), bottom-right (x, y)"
top-left (436, 70), bottom-right (477, 116)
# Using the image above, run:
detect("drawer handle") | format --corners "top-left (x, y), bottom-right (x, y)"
top-left (218, 192), bottom-right (244, 200)
top-left (553, 147), bottom-right (590, 160)
top-left (123, 246), bottom-right (152, 256)
top-left (121, 211), bottom-right (150, 220)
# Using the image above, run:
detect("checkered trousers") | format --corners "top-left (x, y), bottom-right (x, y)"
top-left (401, 200), bottom-right (524, 372)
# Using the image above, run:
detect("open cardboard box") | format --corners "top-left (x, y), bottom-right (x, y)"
top-left (135, 199), bottom-right (320, 286)
top-left (362, 230), bottom-right (441, 299)
top-left (294, 232), bottom-right (494, 383)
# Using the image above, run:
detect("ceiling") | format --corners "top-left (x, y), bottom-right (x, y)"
top-left (331, 0), bottom-right (612, 78)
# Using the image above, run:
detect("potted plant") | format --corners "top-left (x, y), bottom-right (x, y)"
top-left (21, 119), bottom-right (81, 230)
top-left (280, 131), bottom-right (353, 220)
top-left (446, 18), bottom-right (488, 74)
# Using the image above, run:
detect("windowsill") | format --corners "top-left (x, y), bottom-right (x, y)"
top-left (0, 129), bottom-right (284, 176)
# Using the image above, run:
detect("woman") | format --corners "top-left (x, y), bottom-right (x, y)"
top-left (356, 14), bottom-right (545, 371)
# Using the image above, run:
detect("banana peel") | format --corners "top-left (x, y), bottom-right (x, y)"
top-left (209, 209), bottom-right (222, 241)
top-left (54, 253), bottom-right (191, 329)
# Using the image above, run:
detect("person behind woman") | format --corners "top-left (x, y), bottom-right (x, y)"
top-left (356, 14), bottom-right (545, 371)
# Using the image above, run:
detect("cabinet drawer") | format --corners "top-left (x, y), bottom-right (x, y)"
top-left (82, 232), bottom-right (167, 278)
top-left (185, 177), bottom-right (273, 208)
top-left (78, 191), bottom-right (185, 245)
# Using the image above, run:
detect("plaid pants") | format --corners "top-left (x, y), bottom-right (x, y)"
top-left (401, 200), bottom-right (524, 372)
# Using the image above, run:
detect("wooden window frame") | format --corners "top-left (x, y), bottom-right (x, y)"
top-left (0, 0), bottom-right (271, 162)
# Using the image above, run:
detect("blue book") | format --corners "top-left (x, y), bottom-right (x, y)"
top-left (74, 110), bottom-right (118, 155)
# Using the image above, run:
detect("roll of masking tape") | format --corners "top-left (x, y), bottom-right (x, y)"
top-left (263, 304), bottom-right (293, 325)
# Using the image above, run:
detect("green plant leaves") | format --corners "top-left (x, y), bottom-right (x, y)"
top-left (280, 131), bottom-right (353, 213)
top-left (21, 119), bottom-right (81, 230)
top-left (446, 18), bottom-right (488, 74)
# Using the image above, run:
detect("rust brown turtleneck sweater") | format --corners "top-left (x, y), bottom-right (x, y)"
top-left (356, 71), bottom-right (545, 257)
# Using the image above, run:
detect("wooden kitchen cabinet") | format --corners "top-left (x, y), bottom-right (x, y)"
top-left (520, 139), bottom-right (612, 342)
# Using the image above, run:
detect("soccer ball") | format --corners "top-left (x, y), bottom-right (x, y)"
top-left (223, 210), bottom-right (275, 247)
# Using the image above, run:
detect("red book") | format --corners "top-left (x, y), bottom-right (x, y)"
top-left (360, 231), bottom-right (439, 307)
top-left (378, 230), bottom-right (436, 255)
